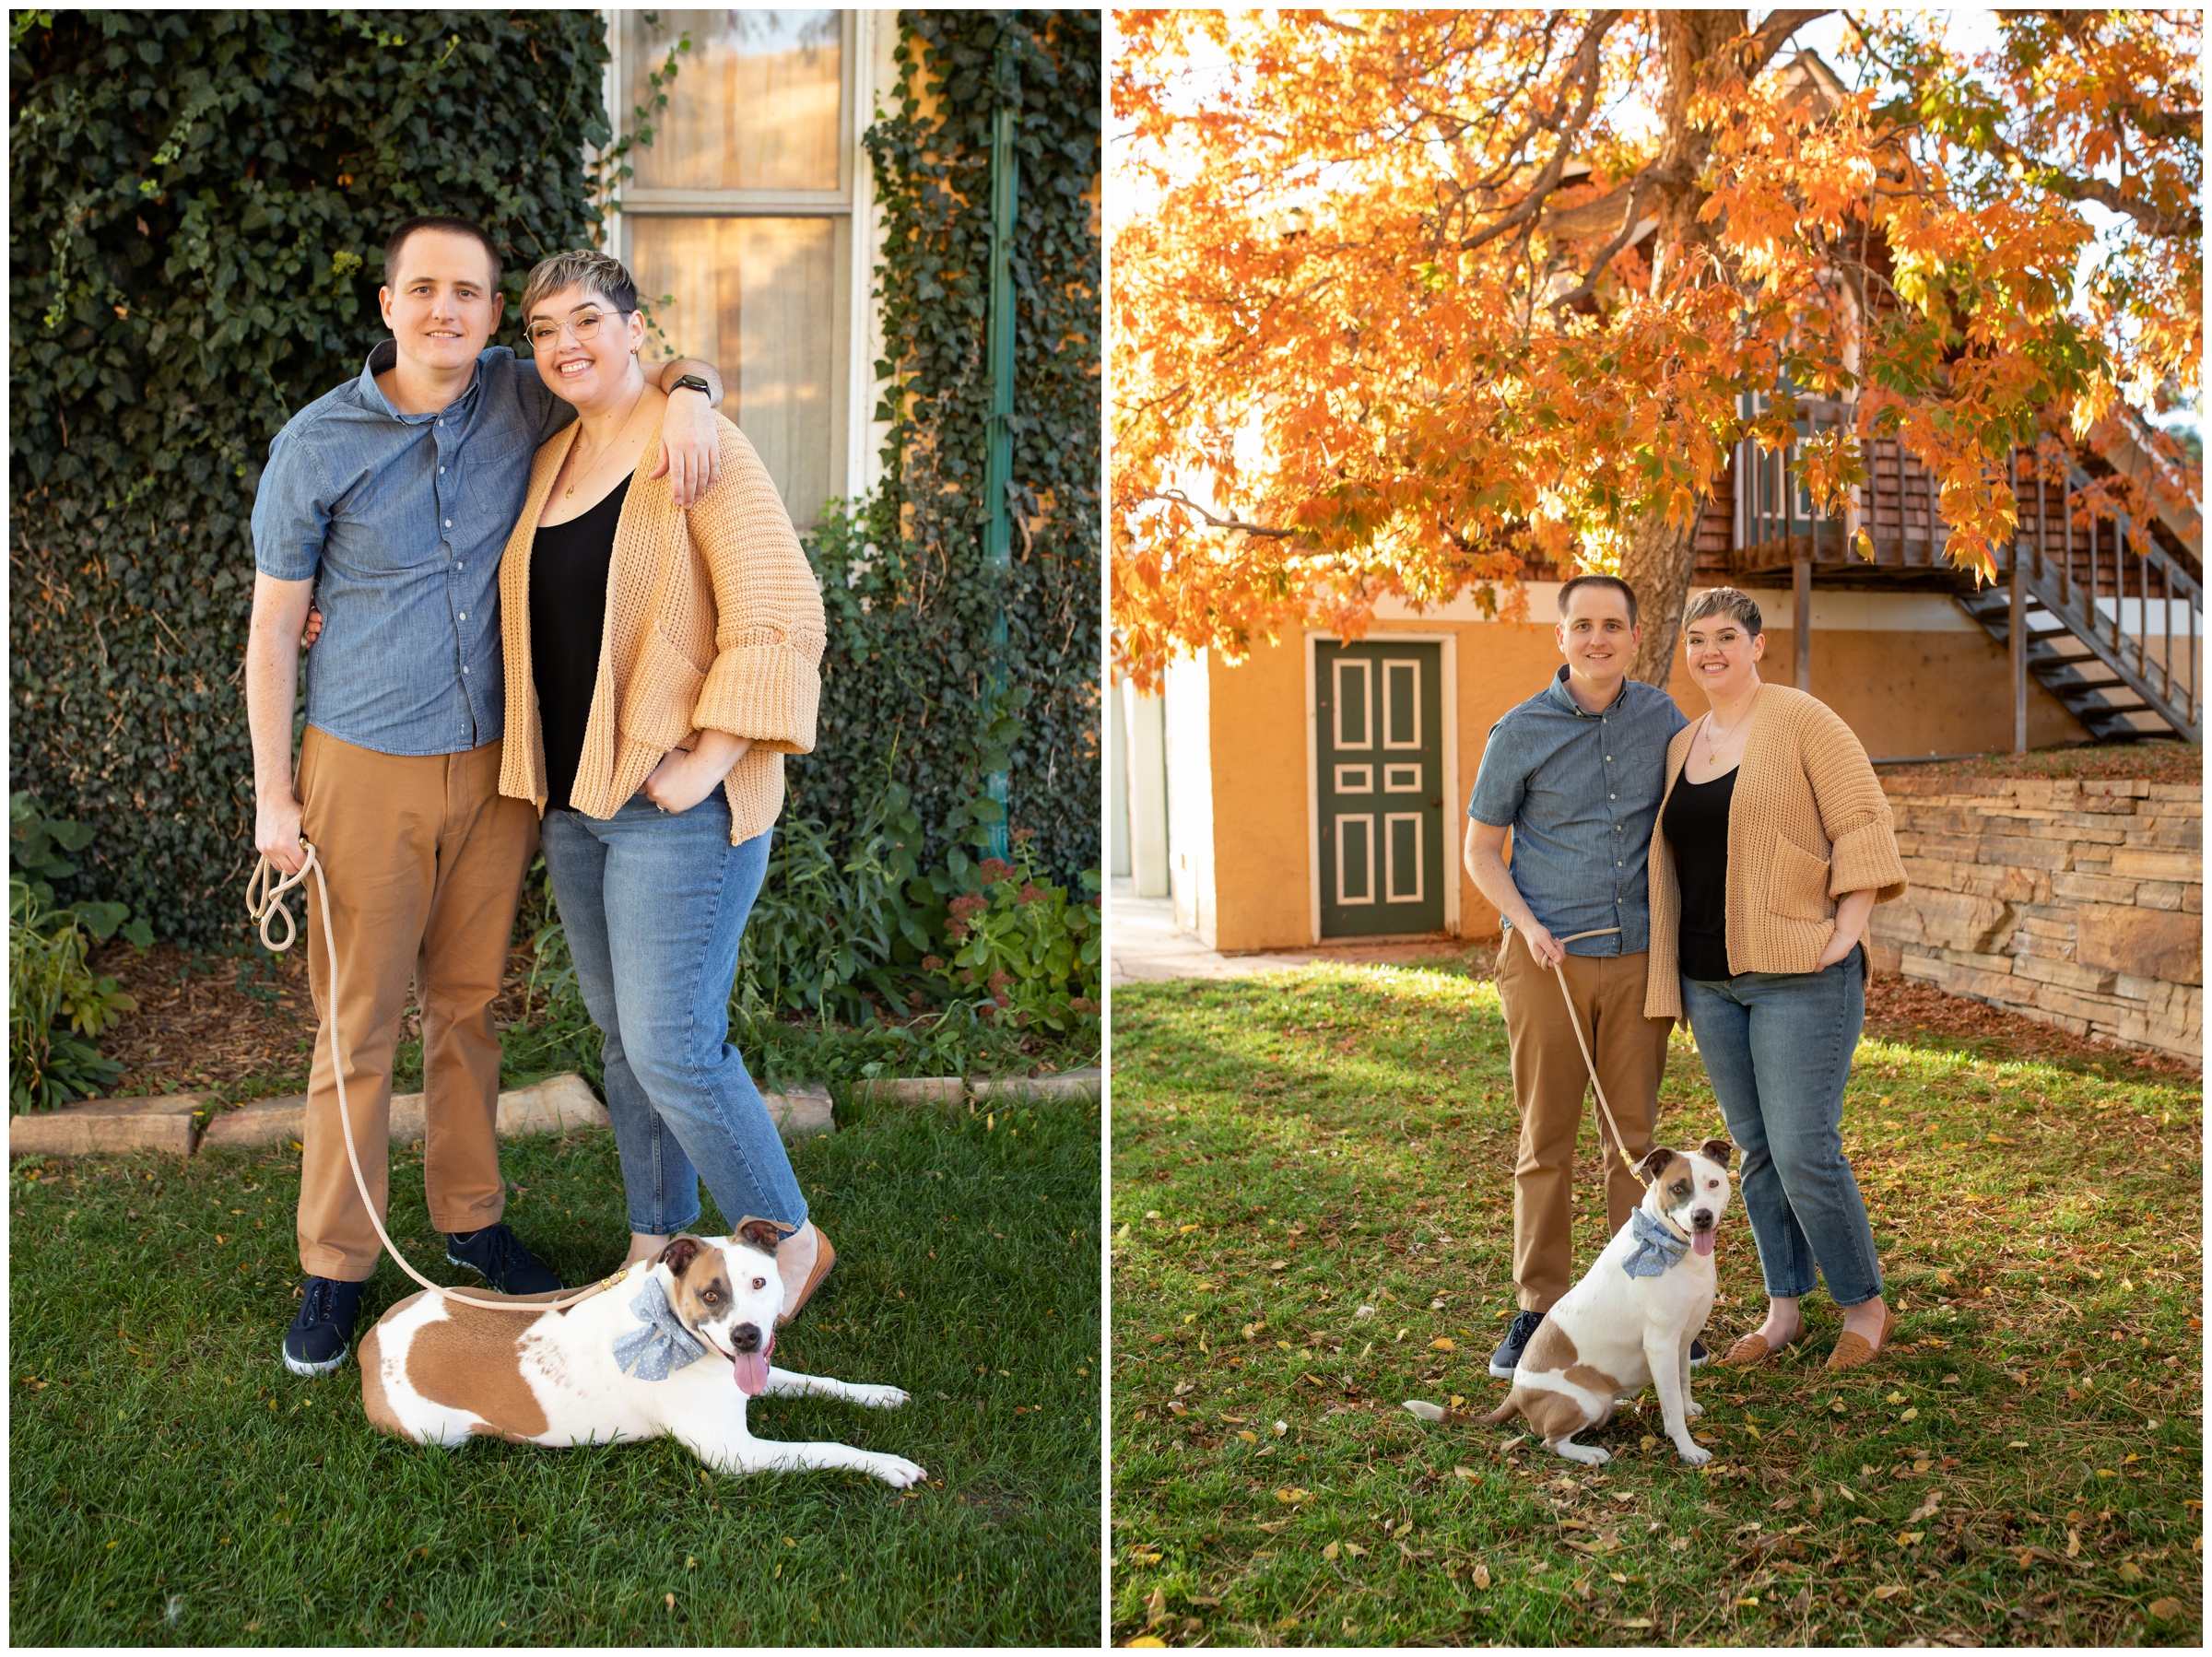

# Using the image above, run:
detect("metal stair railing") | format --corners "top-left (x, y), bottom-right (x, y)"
top-left (2009, 448), bottom-right (2203, 744)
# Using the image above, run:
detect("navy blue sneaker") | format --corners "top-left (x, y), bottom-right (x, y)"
top-left (1690, 1336), bottom-right (1710, 1368)
top-left (283, 1276), bottom-right (367, 1377)
top-left (1488, 1309), bottom-right (1546, 1379)
top-left (445, 1223), bottom-right (563, 1295)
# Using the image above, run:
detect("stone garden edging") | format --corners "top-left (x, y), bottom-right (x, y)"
top-left (8, 1067), bottom-right (1100, 1158)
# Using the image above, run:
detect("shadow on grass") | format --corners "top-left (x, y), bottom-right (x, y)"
top-left (1111, 964), bottom-right (2201, 1648)
top-left (10, 1094), bottom-right (1100, 1646)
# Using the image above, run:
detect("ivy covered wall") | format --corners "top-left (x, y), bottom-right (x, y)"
top-left (806, 8), bottom-right (1101, 886)
top-left (8, 7), bottom-right (1103, 945)
top-left (7, 9), bottom-right (612, 946)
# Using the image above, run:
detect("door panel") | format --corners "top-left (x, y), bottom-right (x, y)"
top-left (1317, 640), bottom-right (1444, 937)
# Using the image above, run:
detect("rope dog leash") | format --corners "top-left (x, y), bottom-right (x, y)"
top-left (1535, 924), bottom-right (1648, 1184)
top-left (249, 842), bottom-right (609, 1314)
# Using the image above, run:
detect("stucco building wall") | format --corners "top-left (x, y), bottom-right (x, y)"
top-left (1159, 582), bottom-right (2096, 953)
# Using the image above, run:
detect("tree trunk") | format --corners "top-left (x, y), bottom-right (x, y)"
top-left (1620, 13), bottom-right (1737, 687)
top-left (1623, 500), bottom-right (1705, 687)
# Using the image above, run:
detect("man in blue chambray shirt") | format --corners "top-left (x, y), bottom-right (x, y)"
top-left (1463, 574), bottom-right (1694, 1380)
top-left (245, 216), bottom-right (728, 1379)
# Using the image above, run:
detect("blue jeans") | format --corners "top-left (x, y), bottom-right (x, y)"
top-left (539, 792), bottom-right (806, 1240)
top-left (1681, 946), bottom-right (1881, 1308)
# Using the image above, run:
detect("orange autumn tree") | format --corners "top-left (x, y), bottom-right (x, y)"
top-left (1111, 8), bottom-right (2202, 687)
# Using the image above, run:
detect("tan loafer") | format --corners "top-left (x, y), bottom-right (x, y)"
top-left (777, 1225), bottom-right (836, 1326)
top-left (1825, 1304), bottom-right (1897, 1373)
top-left (1719, 1328), bottom-right (1800, 1367)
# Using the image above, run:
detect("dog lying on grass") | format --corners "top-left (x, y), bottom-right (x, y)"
top-left (359, 1223), bottom-right (925, 1486)
top-left (1406, 1139), bottom-right (1735, 1466)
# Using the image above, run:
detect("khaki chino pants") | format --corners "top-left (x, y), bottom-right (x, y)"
top-left (294, 728), bottom-right (538, 1281)
top-left (1495, 939), bottom-right (1673, 1312)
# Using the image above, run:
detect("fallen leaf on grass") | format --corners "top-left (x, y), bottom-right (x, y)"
top-left (1323, 1541), bottom-right (1341, 1561)
top-left (1453, 1466), bottom-right (1480, 1482)
top-left (1616, 1616), bottom-right (1653, 1628)
top-left (1899, 1407), bottom-right (1919, 1422)
top-left (1147, 1587), bottom-right (1170, 1626)
top-left (1124, 1638), bottom-right (1167, 1648)
top-left (1908, 1490), bottom-right (1941, 1523)
top-left (1669, 1536), bottom-right (1691, 1553)
top-left (2065, 1528), bottom-right (2082, 1558)
top-left (2148, 1598), bottom-right (2186, 1621)
top-left (1430, 1338), bottom-right (1455, 1352)
top-left (1275, 1488), bottom-right (1313, 1505)
top-left (1873, 1585), bottom-right (1910, 1602)
top-left (2118, 1562), bottom-right (2146, 1583)
top-left (1237, 1430), bottom-right (1257, 1445)
top-left (1471, 1562), bottom-right (1491, 1589)
top-left (1896, 1531), bottom-right (1924, 1547)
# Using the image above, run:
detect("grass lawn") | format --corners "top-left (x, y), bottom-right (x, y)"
top-left (10, 1089), bottom-right (1100, 1646)
top-left (1111, 965), bottom-right (2202, 1647)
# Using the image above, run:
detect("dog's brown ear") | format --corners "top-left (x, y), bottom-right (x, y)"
top-left (1700, 1137), bottom-right (1735, 1169)
top-left (655, 1236), bottom-right (702, 1277)
top-left (1636, 1146), bottom-right (1677, 1181)
top-left (735, 1218), bottom-right (782, 1257)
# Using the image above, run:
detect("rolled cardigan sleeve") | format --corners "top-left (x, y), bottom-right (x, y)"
top-left (1802, 702), bottom-right (1907, 902)
top-left (688, 421), bottom-right (827, 753)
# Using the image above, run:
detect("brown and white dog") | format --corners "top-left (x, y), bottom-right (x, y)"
top-left (1406, 1139), bottom-right (1735, 1466)
top-left (358, 1222), bottom-right (924, 1487)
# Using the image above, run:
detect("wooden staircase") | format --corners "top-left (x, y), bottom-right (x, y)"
top-left (1725, 399), bottom-right (2203, 744)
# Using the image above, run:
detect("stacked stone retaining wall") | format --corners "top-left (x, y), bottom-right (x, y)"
top-left (1868, 774), bottom-right (2203, 1063)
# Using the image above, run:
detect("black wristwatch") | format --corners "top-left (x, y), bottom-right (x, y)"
top-left (670, 372), bottom-right (712, 398)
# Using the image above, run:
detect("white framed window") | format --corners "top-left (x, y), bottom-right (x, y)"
top-left (606, 9), bottom-right (859, 531)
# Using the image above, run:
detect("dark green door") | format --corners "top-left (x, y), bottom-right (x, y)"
top-left (1316, 640), bottom-right (1445, 937)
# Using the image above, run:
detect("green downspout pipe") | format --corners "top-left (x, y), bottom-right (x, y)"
top-left (982, 89), bottom-right (1018, 863)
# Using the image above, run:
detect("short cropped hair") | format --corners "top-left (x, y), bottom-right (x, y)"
top-left (1557, 572), bottom-right (1640, 628)
top-left (383, 215), bottom-right (501, 289)
top-left (519, 249), bottom-right (639, 329)
top-left (1682, 586), bottom-right (1764, 636)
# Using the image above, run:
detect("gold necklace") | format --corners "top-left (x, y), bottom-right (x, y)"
top-left (1702, 686), bottom-right (1760, 755)
top-left (561, 390), bottom-right (649, 499)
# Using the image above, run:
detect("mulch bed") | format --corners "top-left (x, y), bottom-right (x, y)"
top-left (1864, 971), bottom-right (2197, 1082)
top-left (1879, 740), bottom-right (2201, 786)
top-left (81, 939), bottom-right (544, 1102)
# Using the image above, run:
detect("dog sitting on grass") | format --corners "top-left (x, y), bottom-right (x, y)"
top-left (1406, 1139), bottom-right (1735, 1466)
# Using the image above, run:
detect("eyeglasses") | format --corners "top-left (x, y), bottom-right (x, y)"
top-left (524, 306), bottom-right (631, 350)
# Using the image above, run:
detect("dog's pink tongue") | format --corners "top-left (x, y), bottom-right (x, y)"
top-left (1692, 1229), bottom-right (1715, 1257)
top-left (734, 1349), bottom-right (770, 1394)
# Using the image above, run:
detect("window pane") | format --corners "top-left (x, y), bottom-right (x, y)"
top-left (627, 10), bottom-right (841, 192)
top-left (629, 217), bottom-right (839, 530)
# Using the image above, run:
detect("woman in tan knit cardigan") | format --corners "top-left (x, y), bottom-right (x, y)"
top-left (1645, 587), bottom-right (1909, 1374)
top-left (495, 250), bottom-right (834, 1322)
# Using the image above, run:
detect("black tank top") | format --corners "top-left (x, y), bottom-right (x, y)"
top-left (1663, 765), bottom-right (1737, 981)
top-left (529, 475), bottom-right (631, 814)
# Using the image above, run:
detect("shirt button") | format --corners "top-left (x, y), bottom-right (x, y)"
top-left (440, 466), bottom-right (446, 475)
top-left (443, 519), bottom-right (453, 528)
top-left (458, 613), bottom-right (466, 621)
top-left (462, 665), bottom-right (469, 674)
top-left (1609, 793), bottom-right (1616, 800)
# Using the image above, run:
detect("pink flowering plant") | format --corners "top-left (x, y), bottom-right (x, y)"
top-left (941, 830), bottom-right (1101, 1035)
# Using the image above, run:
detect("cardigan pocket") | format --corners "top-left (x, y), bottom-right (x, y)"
top-left (617, 628), bottom-right (709, 750)
top-left (1766, 835), bottom-right (1835, 923)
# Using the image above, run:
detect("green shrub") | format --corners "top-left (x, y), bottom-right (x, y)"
top-left (944, 837), bottom-right (1102, 1037)
top-left (9, 793), bottom-right (148, 1111)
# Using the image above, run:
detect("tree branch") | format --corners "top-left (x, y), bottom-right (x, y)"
top-left (1742, 8), bottom-right (1835, 78)
top-left (1454, 9), bottom-right (1625, 252)
top-left (1137, 488), bottom-right (1297, 538)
